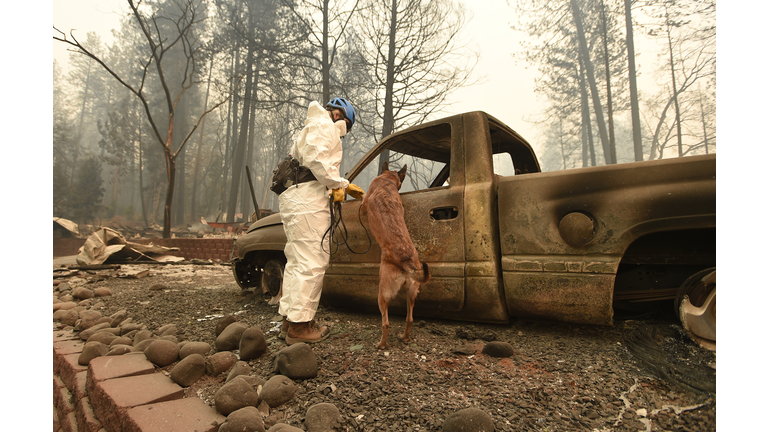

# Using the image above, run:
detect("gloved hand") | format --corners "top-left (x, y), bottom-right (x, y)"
top-left (346, 183), bottom-right (365, 199)
top-left (332, 188), bottom-right (346, 203)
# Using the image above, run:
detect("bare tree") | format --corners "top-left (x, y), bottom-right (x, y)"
top-left (54, 0), bottom-right (240, 238)
top-left (513, 0), bottom-right (630, 167)
top-left (642, 0), bottom-right (715, 159)
top-left (624, 0), bottom-right (643, 161)
top-left (570, 0), bottom-right (614, 164)
top-left (280, 0), bottom-right (362, 104)
top-left (356, 0), bottom-right (478, 171)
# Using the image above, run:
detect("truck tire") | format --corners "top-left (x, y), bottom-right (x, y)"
top-left (232, 258), bottom-right (261, 291)
top-left (262, 259), bottom-right (284, 298)
top-left (676, 268), bottom-right (715, 351)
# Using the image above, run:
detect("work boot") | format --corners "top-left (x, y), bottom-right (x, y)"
top-left (285, 320), bottom-right (330, 345)
top-left (278, 318), bottom-right (288, 340)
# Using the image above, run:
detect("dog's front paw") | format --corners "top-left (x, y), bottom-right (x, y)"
top-left (376, 341), bottom-right (388, 349)
top-left (399, 334), bottom-right (411, 344)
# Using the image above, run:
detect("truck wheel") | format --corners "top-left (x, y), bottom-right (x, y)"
top-left (675, 268), bottom-right (715, 351)
top-left (262, 260), bottom-right (284, 298)
top-left (232, 258), bottom-right (261, 291)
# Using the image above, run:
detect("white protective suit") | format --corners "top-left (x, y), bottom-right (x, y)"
top-left (278, 101), bottom-right (349, 323)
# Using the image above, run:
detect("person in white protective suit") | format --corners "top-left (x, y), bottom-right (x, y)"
top-left (279, 97), bottom-right (365, 345)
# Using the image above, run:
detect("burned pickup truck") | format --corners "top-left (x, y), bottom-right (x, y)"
top-left (233, 111), bottom-right (716, 347)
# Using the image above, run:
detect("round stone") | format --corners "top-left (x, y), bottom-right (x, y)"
top-left (180, 341), bottom-right (212, 359)
top-left (214, 376), bottom-right (260, 416)
top-left (144, 339), bottom-right (180, 367)
top-left (170, 353), bottom-right (206, 387)
top-left (239, 327), bottom-right (268, 361)
top-left (259, 375), bottom-right (297, 408)
top-left (481, 341), bottom-right (514, 358)
top-left (442, 407), bottom-right (495, 432)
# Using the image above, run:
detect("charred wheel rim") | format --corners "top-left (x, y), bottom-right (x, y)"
top-left (262, 260), bottom-right (284, 297)
top-left (676, 268), bottom-right (716, 350)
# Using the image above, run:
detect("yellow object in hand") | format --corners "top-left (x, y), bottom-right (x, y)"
top-left (332, 188), bottom-right (346, 202)
top-left (346, 183), bottom-right (365, 199)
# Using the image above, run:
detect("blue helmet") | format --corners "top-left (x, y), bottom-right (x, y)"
top-left (325, 97), bottom-right (356, 131)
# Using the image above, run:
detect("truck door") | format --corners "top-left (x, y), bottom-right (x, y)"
top-left (320, 124), bottom-right (467, 320)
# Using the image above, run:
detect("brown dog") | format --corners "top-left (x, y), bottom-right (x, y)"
top-left (361, 162), bottom-right (431, 349)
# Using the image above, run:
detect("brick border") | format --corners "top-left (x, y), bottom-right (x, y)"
top-left (53, 330), bottom-right (225, 432)
top-left (53, 238), bottom-right (237, 261)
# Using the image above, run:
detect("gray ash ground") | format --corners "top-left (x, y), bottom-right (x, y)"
top-left (63, 262), bottom-right (716, 431)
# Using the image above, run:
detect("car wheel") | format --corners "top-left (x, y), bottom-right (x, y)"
top-left (232, 258), bottom-right (261, 291)
top-left (676, 268), bottom-right (715, 351)
top-left (262, 259), bottom-right (284, 298)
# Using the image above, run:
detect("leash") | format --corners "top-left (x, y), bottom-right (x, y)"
top-left (322, 197), bottom-right (372, 256)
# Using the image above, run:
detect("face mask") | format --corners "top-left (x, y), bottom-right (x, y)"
top-left (334, 119), bottom-right (347, 137)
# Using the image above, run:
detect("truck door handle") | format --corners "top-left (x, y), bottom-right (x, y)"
top-left (430, 206), bottom-right (459, 221)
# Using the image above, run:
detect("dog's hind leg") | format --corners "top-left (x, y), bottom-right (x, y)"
top-left (377, 290), bottom-right (391, 350)
top-left (400, 279), bottom-right (420, 344)
top-left (376, 263), bottom-right (395, 349)
top-left (377, 262), bottom-right (403, 349)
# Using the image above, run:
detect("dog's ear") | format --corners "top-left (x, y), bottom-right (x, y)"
top-left (381, 161), bottom-right (389, 174)
top-left (398, 164), bottom-right (407, 183)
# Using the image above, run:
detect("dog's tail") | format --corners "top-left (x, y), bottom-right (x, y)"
top-left (416, 261), bottom-right (431, 284)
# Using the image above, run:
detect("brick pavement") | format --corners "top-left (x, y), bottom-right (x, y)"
top-left (53, 328), bottom-right (226, 432)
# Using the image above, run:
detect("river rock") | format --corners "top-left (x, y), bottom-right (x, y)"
top-left (157, 324), bottom-right (178, 336)
top-left (54, 301), bottom-right (77, 312)
top-left (72, 287), bottom-right (95, 300)
top-left (95, 317), bottom-right (113, 326)
top-left (226, 361), bottom-right (253, 383)
top-left (53, 309), bottom-right (70, 321)
top-left (77, 310), bottom-right (102, 330)
top-left (219, 406), bottom-right (266, 432)
top-left (240, 327), bottom-right (268, 361)
top-left (214, 376), bottom-right (260, 416)
top-left (180, 341), bottom-right (212, 359)
top-left (122, 330), bottom-right (139, 340)
top-left (120, 323), bottom-right (144, 335)
top-left (267, 425), bottom-right (303, 432)
top-left (240, 375), bottom-right (266, 388)
top-left (442, 407), bottom-right (495, 432)
top-left (78, 341), bottom-right (108, 366)
top-left (305, 403), bottom-right (340, 432)
top-left (131, 338), bottom-right (156, 352)
top-left (133, 330), bottom-right (155, 345)
top-left (160, 335), bottom-right (180, 344)
top-left (144, 339), bottom-right (180, 367)
top-left (95, 327), bottom-right (121, 336)
top-left (78, 323), bottom-right (111, 340)
top-left (110, 310), bottom-right (127, 327)
top-left (206, 351), bottom-right (239, 376)
top-left (216, 316), bottom-right (239, 336)
top-left (93, 287), bottom-right (112, 297)
top-left (259, 375), bottom-right (297, 408)
top-left (170, 353), bottom-right (206, 387)
top-left (109, 337), bottom-right (132, 347)
top-left (107, 345), bottom-right (133, 356)
top-left (482, 341), bottom-right (514, 358)
top-left (273, 343), bottom-right (318, 379)
top-left (216, 322), bottom-right (248, 351)
top-left (86, 332), bottom-right (118, 346)
top-left (60, 309), bottom-right (79, 327)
